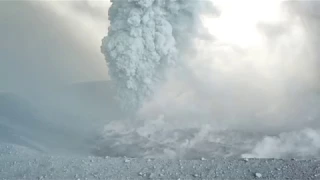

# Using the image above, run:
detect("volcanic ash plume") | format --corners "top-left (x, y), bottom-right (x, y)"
top-left (101, 0), bottom-right (214, 112)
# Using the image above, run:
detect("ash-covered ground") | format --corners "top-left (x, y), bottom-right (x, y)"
top-left (1, 143), bottom-right (320, 180)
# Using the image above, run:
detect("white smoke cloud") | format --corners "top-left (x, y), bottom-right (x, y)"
top-left (101, 0), bottom-right (215, 112)
top-left (4, 0), bottom-right (320, 159)
top-left (95, 0), bottom-right (320, 159)
top-left (139, 0), bottom-right (320, 130)
top-left (243, 128), bottom-right (320, 159)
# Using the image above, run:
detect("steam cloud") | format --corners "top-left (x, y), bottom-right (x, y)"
top-left (243, 128), bottom-right (320, 159)
top-left (5, 0), bottom-right (320, 159)
top-left (101, 0), bottom-right (214, 112)
top-left (95, 0), bottom-right (320, 159)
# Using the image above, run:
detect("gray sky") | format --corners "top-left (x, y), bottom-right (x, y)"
top-left (1, 0), bottom-right (320, 97)
top-left (0, 1), bottom-right (110, 95)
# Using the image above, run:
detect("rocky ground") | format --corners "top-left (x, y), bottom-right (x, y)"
top-left (1, 143), bottom-right (320, 180)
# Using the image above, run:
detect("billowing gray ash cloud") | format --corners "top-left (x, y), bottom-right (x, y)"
top-left (101, 0), bottom-right (214, 112)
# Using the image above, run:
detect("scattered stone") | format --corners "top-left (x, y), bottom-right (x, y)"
top-left (255, 173), bottom-right (262, 178)
top-left (193, 173), bottom-right (199, 177)
top-left (201, 157), bottom-right (206, 161)
top-left (148, 173), bottom-right (156, 179)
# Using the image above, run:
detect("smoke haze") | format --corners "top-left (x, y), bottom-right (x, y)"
top-left (1, 0), bottom-right (320, 159)
top-left (97, 0), bottom-right (320, 159)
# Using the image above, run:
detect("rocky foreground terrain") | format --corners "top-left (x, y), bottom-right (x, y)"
top-left (1, 143), bottom-right (320, 180)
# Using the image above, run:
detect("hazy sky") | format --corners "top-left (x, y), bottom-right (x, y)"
top-left (0, 1), bottom-right (110, 95)
top-left (1, 0), bottom-right (320, 157)
top-left (1, 0), bottom-right (320, 97)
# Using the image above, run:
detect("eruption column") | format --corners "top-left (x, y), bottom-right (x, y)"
top-left (101, 0), bottom-right (214, 112)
